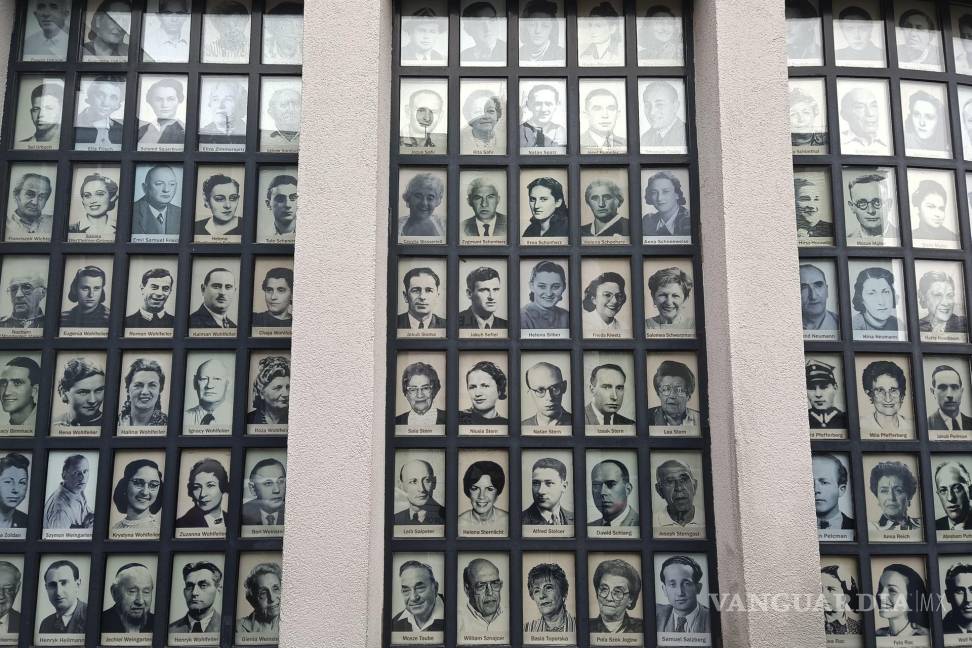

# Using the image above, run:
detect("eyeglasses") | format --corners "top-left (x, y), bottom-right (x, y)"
top-left (658, 385), bottom-right (686, 397)
top-left (870, 387), bottom-right (900, 401)
top-left (406, 385), bottom-right (434, 396)
top-left (851, 198), bottom-right (884, 211)
top-left (8, 283), bottom-right (36, 296)
top-left (597, 585), bottom-right (630, 601)
top-left (130, 478), bottom-right (161, 490)
top-left (474, 579), bottom-right (503, 594)
top-left (530, 381), bottom-right (566, 398)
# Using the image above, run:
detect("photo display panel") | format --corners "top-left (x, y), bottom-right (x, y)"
top-left (386, 0), bottom-right (720, 645)
top-left (0, 0), bottom-right (303, 645)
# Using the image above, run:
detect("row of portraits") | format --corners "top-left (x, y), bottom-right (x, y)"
top-left (0, 551), bottom-right (282, 646)
top-left (399, 77), bottom-right (687, 156)
top-left (0, 447), bottom-right (286, 541)
top-left (393, 350), bottom-right (702, 437)
top-left (4, 162), bottom-right (298, 244)
top-left (0, 349), bottom-right (289, 437)
top-left (13, 74), bottom-right (301, 154)
top-left (400, 0), bottom-right (685, 68)
top-left (21, 0), bottom-right (303, 65)
top-left (389, 550), bottom-right (712, 646)
top-left (0, 255), bottom-right (294, 339)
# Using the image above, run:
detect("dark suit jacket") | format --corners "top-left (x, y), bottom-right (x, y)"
top-left (1, 609), bottom-right (19, 633)
top-left (655, 603), bottom-right (710, 633)
top-left (936, 514), bottom-right (972, 530)
top-left (643, 207), bottom-right (691, 237)
top-left (392, 500), bottom-right (445, 524)
top-left (194, 218), bottom-right (243, 237)
top-left (457, 308), bottom-right (507, 330)
top-left (138, 120), bottom-right (186, 144)
top-left (101, 605), bottom-right (154, 633)
top-left (462, 213), bottom-right (507, 238)
top-left (6, 510), bottom-right (26, 529)
top-left (522, 212), bottom-right (569, 238)
top-left (74, 121), bottom-right (123, 145)
top-left (241, 499), bottom-right (285, 525)
top-left (584, 403), bottom-right (634, 425)
top-left (168, 612), bottom-right (220, 633)
top-left (580, 217), bottom-right (630, 237)
top-left (589, 613), bottom-right (643, 634)
top-left (132, 197), bottom-right (181, 236)
top-left (521, 502), bottom-right (573, 525)
top-left (919, 314), bottom-right (968, 333)
top-left (521, 410), bottom-right (571, 426)
top-left (60, 305), bottom-right (109, 328)
top-left (252, 311), bottom-right (292, 328)
top-left (395, 313), bottom-right (446, 329)
top-left (394, 409), bottom-right (446, 425)
top-left (175, 506), bottom-right (227, 529)
top-left (928, 410), bottom-right (972, 431)
top-left (189, 306), bottom-right (236, 329)
top-left (124, 311), bottom-right (175, 328)
top-left (39, 599), bottom-right (87, 634)
top-left (840, 513), bottom-right (855, 530)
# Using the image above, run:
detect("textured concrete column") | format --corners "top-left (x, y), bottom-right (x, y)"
top-left (281, 0), bottom-right (391, 646)
top-left (693, 2), bottom-right (824, 647)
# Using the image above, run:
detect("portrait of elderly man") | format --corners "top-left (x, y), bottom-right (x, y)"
top-left (247, 355), bottom-right (289, 425)
top-left (55, 357), bottom-right (105, 426)
top-left (459, 557), bottom-right (508, 636)
top-left (262, 83), bottom-right (302, 150)
top-left (806, 360), bottom-right (846, 429)
top-left (935, 461), bottom-right (972, 531)
top-left (904, 89), bottom-right (949, 154)
top-left (400, 87), bottom-right (446, 150)
top-left (461, 89), bottom-right (504, 154)
top-left (520, 83), bottom-right (567, 148)
top-left (0, 267), bottom-right (46, 330)
top-left (813, 453), bottom-right (854, 530)
top-left (44, 454), bottom-right (94, 529)
top-left (117, 358), bottom-right (167, 427)
top-left (580, 87), bottom-right (625, 150)
top-left (6, 171), bottom-right (54, 239)
top-left (523, 361), bottom-right (571, 426)
top-left (189, 267), bottom-right (237, 329)
top-left (23, 0), bottom-right (71, 59)
top-left (398, 267), bottom-right (445, 330)
top-left (462, 177), bottom-right (506, 238)
top-left (800, 263), bottom-right (839, 332)
top-left (101, 562), bottom-right (154, 634)
top-left (522, 457), bottom-right (573, 525)
top-left (0, 453), bottom-right (28, 528)
top-left (401, 7), bottom-right (445, 63)
top-left (917, 270), bottom-right (967, 335)
top-left (141, 0), bottom-right (190, 62)
top-left (581, 178), bottom-right (628, 237)
top-left (61, 265), bottom-right (110, 328)
top-left (654, 458), bottom-right (699, 527)
top-left (640, 80), bottom-right (685, 148)
top-left (590, 559), bottom-right (643, 634)
top-left (19, 81), bottom-right (62, 147)
top-left (839, 83), bottom-right (889, 155)
top-left (132, 165), bottom-right (181, 238)
top-left (236, 562), bottom-right (282, 635)
top-left (138, 78), bottom-right (186, 148)
top-left (253, 267), bottom-right (293, 329)
top-left (0, 560), bottom-right (21, 634)
top-left (175, 457), bottom-right (228, 529)
top-left (789, 86), bottom-right (827, 149)
top-left (395, 361), bottom-right (446, 425)
top-left (647, 360), bottom-right (700, 429)
top-left (524, 563), bottom-right (575, 633)
top-left (794, 175), bottom-right (833, 239)
top-left (943, 562), bottom-right (972, 633)
top-left (820, 563), bottom-right (862, 635)
top-left (242, 458), bottom-right (286, 526)
top-left (585, 363), bottom-right (633, 426)
top-left (198, 78), bottom-right (247, 146)
top-left (645, 266), bottom-right (694, 332)
top-left (642, 170), bottom-right (689, 238)
top-left (860, 360), bottom-right (911, 435)
top-left (400, 172), bottom-right (446, 239)
top-left (868, 460), bottom-right (921, 531)
top-left (845, 172), bottom-right (898, 243)
top-left (519, 0), bottom-right (566, 64)
top-left (74, 75), bottom-right (124, 148)
top-left (590, 459), bottom-right (639, 526)
top-left (391, 560), bottom-right (445, 632)
top-left (195, 173), bottom-right (242, 238)
top-left (263, 174), bottom-right (298, 239)
top-left (459, 266), bottom-right (506, 330)
top-left (39, 559), bottom-right (87, 634)
top-left (393, 459), bottom-right (445, 524)
top-left (580, 1), bottom-right (623, 65)
top-left (185, 358), bottom-right (233, 426)
top-left (0, 358), bottom-right (39, 427)
top-left (168, 561), bottom-right (222, 634)
top-left (125, 268), bottom-right (175, 328)
top-left (834, 5), bottom-right (884, 63)
top-left (656, 555), bottom-right (710, 632)
top-left (462, 1), bottom-right (505, 62)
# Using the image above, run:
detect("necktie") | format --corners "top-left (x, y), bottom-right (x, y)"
top-left (603, 414), bottom-right (611, 425)
top-left (418, 321), bottom-right (425, 329)
top-left (535, 127), bottom-right (545, 146)
top-left (818, 520), bottom-right (830, 529)
top-left (675, 616), bottom-right (686, 633)
top-left (266, 513), bottom-right (276, 525)
top-left (192, 621), bottom-right (203, 633)
top-left (483, 224), bottom-right (490, 236)
top-left (424, 131), bottom-right (434, 147)
top-left (157, 212), bottom-right (165, 228)
top-left (200, 413), bottom-right (215, 425)
top-left (222, 318), bottom-right (231, 329)
top-left (96, 127), bottom-right (110, 145)
top-left (953, 417), bottom-right (961, 430)
top-left (484, 322), bottom-right (491, 330)
top-left (604, 135), bottom-right (612, 147)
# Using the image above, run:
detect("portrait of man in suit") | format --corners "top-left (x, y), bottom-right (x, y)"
top-left (522, 361), bottom-right (571, 426)
top-left (168, 561), bottom-right (222, 635)
top-left (0, 561), bottom-right (20, 635)
top-left (189, 267), bottom-right (237, 329)
top-left (586, 364), bottom-right (633, 426)
top-left (125, 268), bottom-right (175, 329)
top-left (928, 365), bottom-right (972, 431)
top-left (581, 178), bottom-right (628, 237)
top-left (590, 559), bottom-right (643, 634)
top-left (195, 173), bottom-right (242, 238)
top-left (0, 268), bottom-right (45, 330)
top-left (242, 458), bottom-right (286, 526)
top-left (801, 264), bottom-right (840, 335)
top-left (0, 360), bottom-right (38, 428)
top-left (647, 360), bottom-right (700, 429)
top-left (397, 267), bottom-right (446, 330)
top-left (74, 75), bottom-right (124, 149)
top-left (642, 171), bottom-right (690, 238)
top-left (101, 563), bottom-right (154, 634)
top-left (943, 561), bottom-right (972, 633)
top-left (654, 459), bottom-right (699, 528)
top-left (132, 165), bottom-right (181, 239)
top-left (184, 358), bottom-right (232, 426)
top-left (253, 267), bottom-right (293, 329)
top-left (640, 80), bottom-right (685, 148)
top-left (390, 560), bottom-right (445, 632)
top-left (393, 459), bottom-right (445, 524)
top-left (522, 457), bottom-right (573, 525)
top-left (39, 560), bottom-right (87, 634)
top-left (54, 358), bottom-right (105, 427)
top-left (655, 555), bottom-right (710, 633)
top-left (262, 174), bottom-right (298, 240)
top-left (807, 360), bottom-right (847, 429)
top-left (519, 82), bottom-right (567, 149)
top-left (401, 7), bottom-right (445, 63)
top-left (590, 459), bottom-right (638, 527)
top-left (138, 78), bottom-right (186, 149)
top-left (236, 562), bottom-right (282, 636)
top-left (463, 177), bottom-right (507, 238)
top-left (813, 454), bottom-right (855, 531)
top-left (395, 362), bottom-right (446, 425)
top-left (18, 81), bottom-right (62, 147)
top-left (580, 87), bottom-right (625, 150)
top-left (461, 1), bottom-right (505, 62)
top-left (935, 460), bottom-right (972, 530)
top-left (459, 266), bottom-right (506, 330)
top-left (175, 457), bottom-right (228, 529)
top-left (7, 171), bottom-right (54, 240)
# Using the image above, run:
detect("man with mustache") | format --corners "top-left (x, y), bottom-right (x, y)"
top-left (459, 558), bottom-right (508, 637)
top-left (0, 270), bottom-right (46, 330)
top-left (581, 179), bottom-right (629, 237)
top-left (522, 457), bottom-right (573, 526)
top-left (168, 561), bottom-right (222, 635)
top-left (137, 78), bottom-right (186, 149)
top-left (23, 0), bottom-right (70, 60)
top-left (241, 459), bottom-right (286, 526)
top-left (44, 454), bottom-right (95, 530)
top-left (928, 365), bottom-right (972, 431)
top-left (195, 173), bottom-right (242, 238)
top-left (236, 563), bottom-right (282, 635)
top-left (124, 268), bottom-right (175, 329)
top-left (459, 266), bottom-right (507, 330)
top-left (0, 357), bottom-right (40, 427)
top-left (395, 362), bottom-right (446, 425)
top-left (806, 360), bottom-right (847, 429)
top-left (812, 453), bottom-right (855, 531)
top-left (647, 360), bottom-right (700, 429)
top-left (800, 264), bottom-right (839, 332)
top-left (393, 459), bottom-right (445, 524)
top-left (462, 177), bottom-right (507, 239)
top-left (101, 563), bottom-right (155, 634)
top-left (39, 560), bottom-right (87, 634)
top-left (132, 165), bottom-right (182, 239)
top-left (0, 561), bottom-right (21, 634)
top-left (522, 362), bottom-right (572, 426)
top-left (60, 265), bottom-right (110, 329)
top-left (252, 267), bottom-right (293, 329)
top-left (586, 364), bottom-right (634, 426)
top-left (943, 562), bottom-right (972, 633)
top-left (845, 172), bottom-right (898, 243)
top-left (55, 358), bottom-right (105, 427)
top-left (581, 87), bottom-right (625, 151)
top-left (590, 459), bottom-right (639, 527)
top-left (262, 86), bottom-right (301, 150)
top-left (185, 358), bottom-right (232, 426)
top-left (397, 267), bottom-right (445, 331)
top-left (189, 267), bottom-right (237, 329)
top-left (520, 83), bottom-right (566, 149)
top-left (7, 172), bottom-right (54, 240)
top-left (840, 85), bottom-right (889, 155)
top-left (934, 461), bottom-right (972, 530)
top-left (654, 459), bottom-right (699, 527)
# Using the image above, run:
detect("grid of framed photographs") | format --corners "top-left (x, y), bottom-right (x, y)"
top-left (386, 0), bottom-right (720, 646)
top-left (0, 0), bottom-right (301, 646)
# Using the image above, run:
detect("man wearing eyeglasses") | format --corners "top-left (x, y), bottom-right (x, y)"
top-left (394, 362), bottom-right (446, 426)
top-left (647, 360), bottom-right (699, 430)
top-left (654, 458), bottom-right (699, 528)
top-left (845, 172), bottom-right (898, 243)
top-left (459, 558), bottom-right (508, 641)
top-left (241, 459), bottom-right (286, 527)
top-left (590, 558), bottom-right (643, 635)
top-left (521, 362), bottom-right (572, 426)
top-left (934, 461), bottom-right (972, 531)
top-left (0, 271), bottom-right (46, 330)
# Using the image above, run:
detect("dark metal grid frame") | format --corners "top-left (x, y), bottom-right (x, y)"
top-left (385, 1), bottom-right (723, 647)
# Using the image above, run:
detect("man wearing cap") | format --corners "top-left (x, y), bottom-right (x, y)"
top-left (807, 360), bottom-right (847, 429)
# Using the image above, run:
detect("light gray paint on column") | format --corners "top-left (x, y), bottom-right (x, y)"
top-left (693, 1), bottom-right (824, 646)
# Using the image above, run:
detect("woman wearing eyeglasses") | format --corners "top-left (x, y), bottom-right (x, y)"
top-left (859, 360), bottom-right (912, 439)
top-left (110, 458), bottom-right (163, 537)
top-left (590, 558), bottom-right (643, 636)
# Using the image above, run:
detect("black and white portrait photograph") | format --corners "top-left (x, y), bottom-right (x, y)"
top-left (99, 554), bottom-right (157, 643)
top-left (397, 259), bottom-right (446, 339)
top-left (141, 0), bottom-right (191, 63)
top-left (833, 0), bottom-right (886, 67)
top-left (5, 162), bottom-right (56, 242)
top-left (81, 0), bottom-right (131, 62)
top-left (579, 79), bottom-right (627, 154)
top-left (856, 355), bottom-right (915, 441)
top-left (457, 551), bottom-right (510, 644)
top-left (33, 554), bottom-right (91, 643)
top-left (58, 256), bottom-right (113, 338)
top-left (251, 258), bottom-right (293, 337)
top-left (908, 168), bottom-right (959, 249)
top-left (646, 352), bottom-right (701, 437)
top-left (641, 167), bottom-right (691, 245)
top-left (520, 352), bottom-right (572, 435)
top-left (201, 0), bottom-right (251, 64)
top-left (400, 78), bottom-right (448, 154)
top-left (836, 78), bottom-right (893, 156)
top-left (0, 452), bottom-right (29, 539)
top-left (257, 167), bottom-right (298, 244)
top-left (73, 75), bottom-right (125, 151)
top-left (130, 163), bottom-right (181, 243)
top-left (915, 260), bottom-right (968, 344)
top-left (644, 258), bottom-right (695, 339)
top-left (395, 351), bottom-right (446, 436)
top-left (785, 0), bottom-right (823, 66)
top-left (579, 168), bottom-right (629, 244)
top-left (457, 449), bottom-right (509, 536)
top-left (460, 78), bottom-right (507, 155)
top-left (263, 0), bottom-right (303, 65)
top-left (870, 555), bottom-right (930, 641)
top-left (246, 351), bottom-right (290, 435)
top-left (789, 78), bottom-right (829, 155)
top-left (863, 453), bottom-right (923, 542)
top-left (653, 553), bottom-right (712, 641)
top-left (389, 552), bottom-right (445, 642)
top-left (959, 87), bottom-right (972, 162)
top-left (12, 76), bottom-right (62, 150)
top-left (42, 450), bottom-right (98, 540)
top-left (812, 453), bottom-right (855, 542)
top-left (587, 553), bottom-right (644, 646)
top-left (393, 448), bottom-right (446, 537)
top-left (459, 170), bottom-right (506, 245)
top-left (820, 556), bottom-right (863, 641)
top-left (636, 0), bottom-right (683, 66)
top-left (460, 0), bottom-right (506, 66)
top-left (895, 0), bottom-right (943, 71)
top-left (234, 552), bottom-right (282, 645)
top-left (260, 76), bottom-right (301, 153)
top-left (954, 8), bottom-right (972, 73)
top-left (183, 351), bottom-right (235, 436)
top-left (842, 166), bottom-right (900, 246)
top-left (50, 352), bottom-right (106, 436)
top-left (520, 259), bottom-right (570, 339)
top-left (577, 0), bottom-right (624, 66)
top-left (107, 449), bottom-right (164, 540)
top-left (458, 352), bottom-right (509, 434)
top-left (522, 552), bottom-right (577, 646)
top-left (519, 79), bottom-right (567, 154)
top-left (930, 454), bottom-right (972, 541)
top-left (458, 258), bottom-right (508, 338)
top-left (586, 449), bottom-right (639, 539)
top-left (187, 257), bottom-right (240, 337)
top-left (800, 259), bottom-right (840, 341)
top-left (115, 351), bottom-right (172, 437)
top-left (0, 255), bottom-right (47, 338)
top-left (166, 553), bottom-right (224, 645)
top-left (519, 0), bottom-right (566, 66)
top-left (400, 0), bottom-right (448, 65)
top-left (198, 75), bottom-right (248, 152)
top-left (521, 450), bottom-right (574, 537)
top-left (924, 359), bottom-right (972, 442)
top-left (806, 354), bottom-right (848, 439)
top-left (0, 555), bottom-right (23, 644)
top-left (847, 259), bottom-right (908, 342)
top-left (901, 81), bottom-right (951, 159)
top-left (398, 168), bottom-right (447, 245)
top-left (22, 0), bottom-right (71, 61)
top-left (793, 167), bottom-right (833, 246)
top-left (67, 164), bottom-right (119, 242)
top-left (174, 449), bottom-right (231, 539)
top-left (638, 78), bottom-right (688, 154)
top-left (583, 351), bottom-right (635, 436)
top-left (194, 165), bottom-right (244, 243)
top-left (520, 170), bottom-right (569, 245)
top-left (241, 449), bottom-right (287, 537)
top-left (136, 75), bottom-right (188, 152)
top-left (123, 256), bottom-right (178, 338)
top-left (581, 258), bottom-right (632, 339)
top-left (938, 555), bottom-right (972, 636)
top-left (0, 354), bottom-right (41, 437)
top-left (651, 451), bottom-right (705, 540)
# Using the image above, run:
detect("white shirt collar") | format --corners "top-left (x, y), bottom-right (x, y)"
top-left (408, 312), bottom-right (434, 329)
top-left (59, 599), bottom-right (78, 627)
top-left (404, 595), bottom-right (444, 631)
top-left (608, 504), bottom-right (633, 526)
top-left (539, 503), bottom-right (563, 523)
